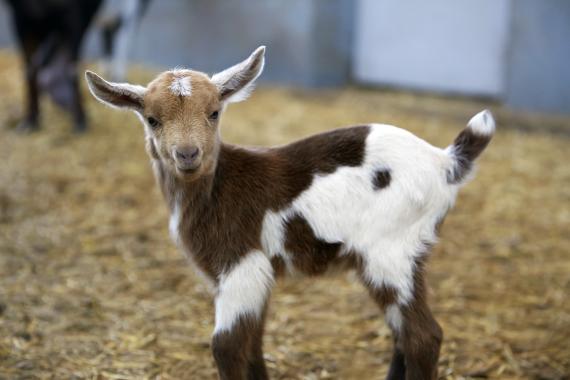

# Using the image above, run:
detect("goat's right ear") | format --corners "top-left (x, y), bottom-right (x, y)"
top-left (85, 71), bottom-right (146, 112)
top-left (211, 46), bottom-right (265, 104)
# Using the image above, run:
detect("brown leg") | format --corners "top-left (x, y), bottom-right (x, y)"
top-left (212, 313), bottom-right (269, 380)
top-left (398, 260), bottom-right (443, 380)
top-left (385, 342), bottom-right (406, 380)
top-left (361, 258), bottom-right (442, 380)
top-left (399, 304), bottom-right (442, 379)
top-left (359, 276), bottom-right (404, 380)
top-left (247, 313), bottom-right (269, 380)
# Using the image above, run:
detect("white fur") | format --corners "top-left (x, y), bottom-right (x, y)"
top-left (467, 109), bottom-right (495, 136)
top-left (169, 193), bottom-right (182, 245)
top-left (385, 304), bottom-right (403, 333)
top-left (260, 124), bottom-right (458, 304)
top-left (214, 250), bottom-right (274, 334)
top-left (169, 74), bottom-right (192, 97)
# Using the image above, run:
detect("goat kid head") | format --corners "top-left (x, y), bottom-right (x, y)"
top-left (85, 46), bottom-right (265, 181)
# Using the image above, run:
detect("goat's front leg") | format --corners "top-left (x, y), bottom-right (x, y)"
top-left (211, 251), bottom-right (274, 380)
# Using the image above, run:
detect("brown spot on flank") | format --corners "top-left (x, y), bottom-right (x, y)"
top-left (284, 214), bottom-right (342, 275)
top-left (372, 169), bottom-right (391, 190)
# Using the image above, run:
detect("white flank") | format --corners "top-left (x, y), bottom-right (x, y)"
top-left (259, 124), bottom-right (458, 305)
top-left (214, 250), bottom-right (274, 334)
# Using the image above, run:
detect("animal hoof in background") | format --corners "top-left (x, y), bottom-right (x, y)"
top-left (73, 121), bottom-right (88, 134)
top-left (15, 118), bottom-right (40, 133)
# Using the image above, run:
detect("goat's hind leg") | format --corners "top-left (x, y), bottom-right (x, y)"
top-left (396, 264), bottom-right (443, 380)
top-left (363, 283), bottom-right (406, 380)
top-left (362, 260), bottom-right (442, 380)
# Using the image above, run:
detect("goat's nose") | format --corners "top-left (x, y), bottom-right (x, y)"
top-left (174, 146), bottom-right (200, 165)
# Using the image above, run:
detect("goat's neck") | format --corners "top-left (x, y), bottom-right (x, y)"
top-left (152, 159), bottom-right (216, 218)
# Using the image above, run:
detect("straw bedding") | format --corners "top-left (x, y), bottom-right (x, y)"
top-left (0, 52), bottom-right (568, 379)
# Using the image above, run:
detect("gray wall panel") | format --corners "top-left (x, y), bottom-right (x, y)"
top-left (506, 0), bottom-right (570, 114)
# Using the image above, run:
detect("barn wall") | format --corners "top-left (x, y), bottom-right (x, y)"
top-left (82, 0), bottom-right (353, 86)
top-left (352, 0), bottom-right (512, 97)
top-left (0, 1), bottom-right (568, 113)
top-left (506, 0), bottom-right (570, 114)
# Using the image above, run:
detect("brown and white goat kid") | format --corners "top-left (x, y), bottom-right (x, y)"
top-left (85, 46), bottom-right (495, 380)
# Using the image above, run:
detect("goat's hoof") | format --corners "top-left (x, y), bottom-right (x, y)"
top-left (15, 119), bottom-right (40, 133)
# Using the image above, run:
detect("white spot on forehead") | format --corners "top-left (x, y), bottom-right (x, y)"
top-left (169, 71), bottom-right (192, 97)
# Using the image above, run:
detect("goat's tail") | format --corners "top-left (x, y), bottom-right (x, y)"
top-left (446, 109), bottom-right (495, 184)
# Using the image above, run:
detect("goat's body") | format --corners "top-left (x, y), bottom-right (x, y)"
top-left (163, 123), bottom-right (458, 324)
top-left (152, 118), bottom-right (493, 379)
top-left (86, 50), bottom-right (494, 378)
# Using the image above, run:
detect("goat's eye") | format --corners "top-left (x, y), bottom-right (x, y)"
top-left (147, 116), bottom-right (160, 128)
top-left (209, 111), bottom-right (219, 120)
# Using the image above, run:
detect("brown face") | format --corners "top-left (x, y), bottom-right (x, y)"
top-left (143, 71), bottom-right (222, 181)
top-left (85, 46), bottom-right (266, 182)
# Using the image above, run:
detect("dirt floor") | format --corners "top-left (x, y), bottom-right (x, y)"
top-left (0, 51), bottom-right (569, 379)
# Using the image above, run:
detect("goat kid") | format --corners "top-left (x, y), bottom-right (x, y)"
top-left (85, 46), bottom-right (495, 380)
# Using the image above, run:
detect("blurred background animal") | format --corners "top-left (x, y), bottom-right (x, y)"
top-left (2, 0), bottom-right (152, 133)
top-left (3, 0), bottom-right (103, 132)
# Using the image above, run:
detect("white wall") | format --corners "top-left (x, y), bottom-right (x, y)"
top-left (353, 0), bottom-right (512, 97)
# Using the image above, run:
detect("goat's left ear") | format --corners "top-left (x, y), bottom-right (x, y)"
top-left (85, 71), bottom-right (146, 113)
top-left (211, 46), bottom-right (265, 104)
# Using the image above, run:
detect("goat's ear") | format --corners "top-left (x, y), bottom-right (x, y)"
top-left (85, 71), bottom-right (146, 112)
top-left (211, 46), bottom-right (265, 104)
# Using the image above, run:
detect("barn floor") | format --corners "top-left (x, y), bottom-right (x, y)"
top-left (0, 51), bottom-right (569, 380)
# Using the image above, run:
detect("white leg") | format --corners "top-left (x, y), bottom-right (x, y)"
top-left (212, 250), bottom-right (274, 380)
top-left (214, 250), bottom-right (274, 333)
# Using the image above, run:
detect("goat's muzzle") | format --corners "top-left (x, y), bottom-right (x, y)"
top-left (173, 145), bottom-right (201, 173)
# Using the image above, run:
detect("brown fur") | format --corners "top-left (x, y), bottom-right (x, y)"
top-left (212, 311), bottom-right (269, 380)
top-left (447, 128), bottom-right (492, 183)
top-left (154, 126), bottom-right (370, 279)
top-left (144, 71), bottom-right (222, 181)
top-left (284, 214), bottom-right (343, 276)
top-left (373, 255), bottom-right (443, 380)
top-left (397, 256), bottom-right (443, 380)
